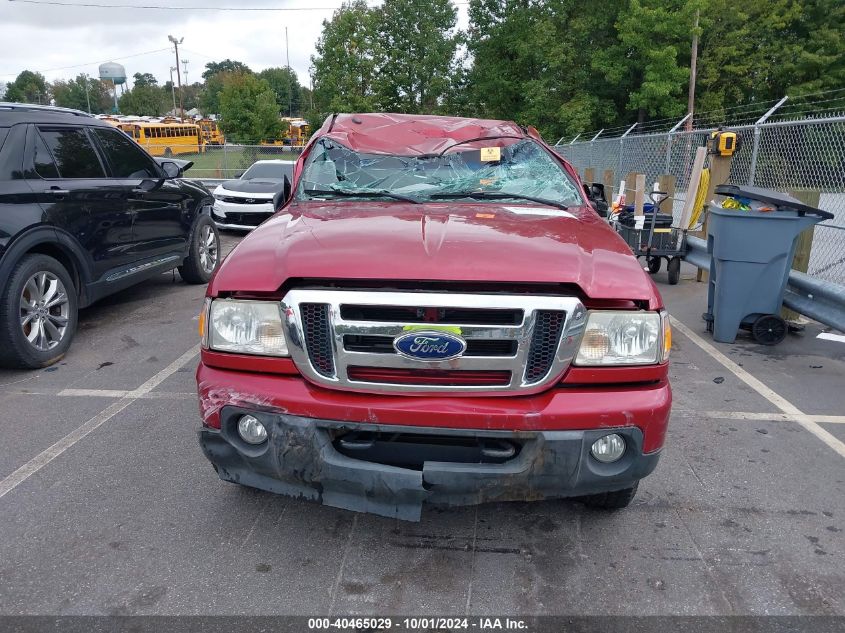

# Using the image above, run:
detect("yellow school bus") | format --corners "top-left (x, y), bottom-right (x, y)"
top-left (117, 122), bottom-right (202, 157)
top-left (198, 118), bottom-right (225, 145)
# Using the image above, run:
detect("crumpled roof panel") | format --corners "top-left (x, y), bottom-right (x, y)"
top-left (320, 113), bottom-right (526, 155)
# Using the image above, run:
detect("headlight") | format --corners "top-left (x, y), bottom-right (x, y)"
top-left (213, 193), bottom-right (224, 201)
top-left (574, 310), bottom-right (668, 366)
top-left (206, 299), bottom-right (288, 356)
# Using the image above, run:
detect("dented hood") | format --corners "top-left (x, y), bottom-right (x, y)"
top-left (209, 201), bottom-right (658, 303)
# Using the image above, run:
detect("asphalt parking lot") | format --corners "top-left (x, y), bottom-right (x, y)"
top-left (0, 237), bottom-right (843, 617)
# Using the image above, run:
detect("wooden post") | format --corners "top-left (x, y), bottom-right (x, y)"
top-left (695, 152), bottom-right (733, 282)
top-left (634, 174), bottom-right (646, 222)
top-left (678, 146), bottom-right (708, 230)
top-left (603, 169), bottom-right (615, 202)
top-left (625, 172), bottom-right (639, 198)
top-left (584, 167), bottom-right (595, 184)
top-left (781, 190), bottom-right (821, 322)
top-left (657, 174), bottom-right (676, 216)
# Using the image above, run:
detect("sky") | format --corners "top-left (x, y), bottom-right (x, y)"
top-left (0, 0), bottom-right (469, 91)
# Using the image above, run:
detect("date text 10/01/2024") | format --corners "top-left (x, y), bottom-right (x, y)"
top-left (307, 617), bottom-right (529, 630)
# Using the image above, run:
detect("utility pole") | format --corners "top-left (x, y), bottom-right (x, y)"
top-left (169, 66), bottom-right (178, 115)
top-left (168, 35), bottom-right (185, 121)
top-left (285, 26), bottom-right (292, 117)
top-left (181, 59), bottom-right (190, 116)
top-left (83, 73), bottom-right (91, 113)
top-left (686, 8), bottom-right (700, 131)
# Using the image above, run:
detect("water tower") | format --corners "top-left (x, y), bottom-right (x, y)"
top-left (99, 62), bottom-right (126, 114)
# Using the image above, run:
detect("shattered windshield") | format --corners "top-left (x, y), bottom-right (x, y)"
top-left (296, 137), bottom-right (583, 208)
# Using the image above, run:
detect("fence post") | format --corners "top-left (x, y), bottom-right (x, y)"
top-left (223, 143), bottom-right (229, 177)
top-left (665, 114), bottom-right (691, 173)
top-left (781, 190), bottom-right (821, 322)
top-left (748, 95), bottom-right (788, 185)
top-left (618, 123), bottom-right (637, 182)
top-left (584, 168), bottom-right (596, 183)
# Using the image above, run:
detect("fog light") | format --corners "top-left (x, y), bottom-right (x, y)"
top-left (237, 415), bottom-right (267, 444)
top-left (590, 433), bottom-right (626, 463)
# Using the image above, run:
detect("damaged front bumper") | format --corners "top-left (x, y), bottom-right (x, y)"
top-left (199, 406), bottom-right (660, 521)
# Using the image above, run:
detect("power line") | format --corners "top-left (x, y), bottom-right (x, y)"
top-left (7, 0), bottom-right (469, 10)
top-left (0, 47), bottom-right (171, 77)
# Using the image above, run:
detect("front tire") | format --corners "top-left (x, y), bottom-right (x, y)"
top-left (0, 254), bottom-right (79, 369)
top-left (179, 215), bottom-right (221, 284)
top-left (579, 482), bottom-right (639, 510)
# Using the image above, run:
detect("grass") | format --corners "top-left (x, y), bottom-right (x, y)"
top-left (176, 146), bottom-right (300, 179)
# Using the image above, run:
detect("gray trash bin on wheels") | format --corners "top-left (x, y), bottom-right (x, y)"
top-left (704, 185), bottom-right (833, 345)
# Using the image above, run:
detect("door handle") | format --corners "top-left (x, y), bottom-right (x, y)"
top-left (46, 187), bottom-right (70, 197)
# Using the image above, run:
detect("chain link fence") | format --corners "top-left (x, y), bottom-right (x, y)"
top-left (555, 116), bottom-right (845, 284)
top-left (146, 144), bottom-right (302, 181)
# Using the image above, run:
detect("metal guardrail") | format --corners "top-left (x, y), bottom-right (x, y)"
top-left (684, 235), bottom-right (845, 332)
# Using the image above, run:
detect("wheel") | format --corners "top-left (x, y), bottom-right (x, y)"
top-left (667, 256), bottom-right (681, 285)
top-left (647, 256), bottom-right (661, 274)
top-left (179, 215), bottom-right (221, 284)
top-left (752, 314), bottom-right (787, 345)
top-left (164, 147), bottom-right (173, 157)
top-left (0, 254), bottom-right (79, 369)
top-left (579, 482), bottom-right (639, 510)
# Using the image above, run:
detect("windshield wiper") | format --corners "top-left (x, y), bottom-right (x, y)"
top-left (429, 191), bottom-right (569, 210)
top-left (304, 188), bottom-right (420, 204)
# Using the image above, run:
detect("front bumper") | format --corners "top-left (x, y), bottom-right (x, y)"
top-left (199, 407), bottom-right (660, 522)
top-left (211, 199), bottom-right (274, 230)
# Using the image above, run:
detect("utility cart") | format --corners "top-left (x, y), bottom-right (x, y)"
top-left (612, 191), bottom-right (688, 285)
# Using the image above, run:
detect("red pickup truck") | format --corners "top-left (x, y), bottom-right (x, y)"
top-left (197, 113), bottom-right (672, 521)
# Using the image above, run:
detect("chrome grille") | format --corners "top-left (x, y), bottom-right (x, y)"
top-left (283, 290), bottom-right (587, 394)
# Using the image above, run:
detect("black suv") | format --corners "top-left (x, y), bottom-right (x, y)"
top-left (0, 103), bottom-right (220, 368)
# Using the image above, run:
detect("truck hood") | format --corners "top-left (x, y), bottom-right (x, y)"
top-left (209, 201), bottom-right (659, 303)
top-left (220, 179), bottom-right (285, 194)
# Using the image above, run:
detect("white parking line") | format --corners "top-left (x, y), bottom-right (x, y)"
top-left (56, 388), bottom-right (195, 400)
top-left (672, 319), bottom-right (845, 459)
top-left (0, 346), bottom-right (199, 500)
top-left (675, 410), bottom-right (845, 424)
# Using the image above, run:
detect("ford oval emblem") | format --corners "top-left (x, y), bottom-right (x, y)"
top-left (393, 331), bottom-right (467, 361)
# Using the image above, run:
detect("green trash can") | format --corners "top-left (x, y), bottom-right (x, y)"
top-left (705, 185), bottom-right (833, 344)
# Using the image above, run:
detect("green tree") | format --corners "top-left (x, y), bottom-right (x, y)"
top-left (198, 72), bottom-right (228, 115)
top-left (465, 0), bottom-right (621, 139)
top-left (311, 1), bottom-right (378, 116)
top-left (132, 72), bottom-right (158, 88)
top-left (218, 72), bottom-right (283, 143)
top-left (119, 83), bottom-right (168, 116)
top-left (258, 67), bottom-right (302, 116)
top-left (202, 59), bottom-right (252, 80)
top-left (4, 70), bottom-right (50, 104)
top-left (697, 0), bottom-right (845, 115)
top-left (51, 74), bottom-right (112, 113)
top-left (371, 0), bottom-right (459, 112)
top-left (594, 0), bottom-right (698, 122)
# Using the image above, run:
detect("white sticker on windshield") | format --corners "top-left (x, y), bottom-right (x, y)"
top-left (503, 206), bottom-right (576, 219)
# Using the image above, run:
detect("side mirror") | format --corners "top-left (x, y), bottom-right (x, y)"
top-left (273, 174), bottom-right (292, 210)
top-left (583, 182), bottom-right (609, 217)
top-left (160, 160), bottom-right (182, 179)
top-left (234, 171), bottom-right (245, 179)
